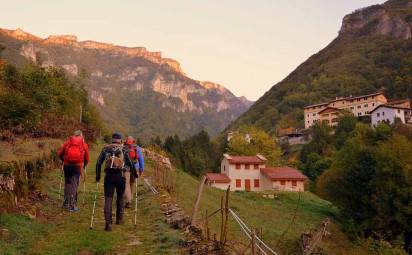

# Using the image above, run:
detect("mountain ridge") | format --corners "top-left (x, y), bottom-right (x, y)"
top-left (0, 27), bottom-right (253, 140)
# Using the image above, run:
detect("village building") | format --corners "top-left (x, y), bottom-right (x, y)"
top-left (304, 92), bottom-right (388, 129)
top-left (277, 127), bottom-right (306, 145)
top-left (370, 104), bottom-right (412, 127)
top-left (205, 154), bottom-right (307, 192)
top-left (260, 167), bottom-right (307, 192)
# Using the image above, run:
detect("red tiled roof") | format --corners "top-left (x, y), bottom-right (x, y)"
top-left (227, 155), bottom-right (266, 164)
top-left (370, 104), bottom-right (412, 113)
top-left (205, 173), bottom-right (231, 183)
top-left (304, 91), bottom-right (385, 109)
top-left (261, 167), bottom-right (307, 181)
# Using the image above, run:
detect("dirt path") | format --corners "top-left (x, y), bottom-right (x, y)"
top-left (4, 147), bottom-right (186, 255)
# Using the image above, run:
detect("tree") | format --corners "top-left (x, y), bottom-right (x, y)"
top-left (317, 123), bottom-right (412, 253)
top-left (227, 126), bottom-right (282, 166)
top-left (335, 114), bottom-right (357, 148)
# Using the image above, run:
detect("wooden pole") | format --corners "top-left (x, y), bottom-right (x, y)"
top-left (205, 209), bottom-right (210, 241)
top-left (220, 195), bottom-right (224, 244)
top-left (251, 229), bottom-right (256, 255)
top-left (190, 175), bottom-right (207, 226)
top-left (223, 185), bottom-right (230, 245)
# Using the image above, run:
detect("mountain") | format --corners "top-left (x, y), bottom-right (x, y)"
top-left (0, 28), bottom-right (252, 140)
top-left (228, 0), bottom-right (412, 134)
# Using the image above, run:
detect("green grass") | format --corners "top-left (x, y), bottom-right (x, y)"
top-left (172, 168), bottom-right (371, 254)
top-left (0, 214), bottom-right (50, 254)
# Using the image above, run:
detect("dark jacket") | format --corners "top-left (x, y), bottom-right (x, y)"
top-left (95, 143), bottom-right (137, 182)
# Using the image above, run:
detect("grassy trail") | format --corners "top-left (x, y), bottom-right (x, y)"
top-left (1, 146), bottom-right (185, 255)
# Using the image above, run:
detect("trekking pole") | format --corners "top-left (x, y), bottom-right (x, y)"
top-left (58, 164), bottom-right (63, 201)
top-left (134, 178), bottom-right (138, 227)
top-left (82, 167), bottom-right (87, 206)
top-left (90, 182), bottom-right (99, 229)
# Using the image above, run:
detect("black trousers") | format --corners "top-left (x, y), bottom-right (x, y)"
top-left (103, 172), bottom-right (126, 224)
top-left (63, 165), bottom-right (81, 209)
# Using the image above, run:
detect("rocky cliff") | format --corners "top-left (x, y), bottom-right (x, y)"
top-left (0, 28), bottom-right (252, 139)
top-left (340, 1), bottom-right (412, 39)
top-left (228, 0), bottom-right (412, 134)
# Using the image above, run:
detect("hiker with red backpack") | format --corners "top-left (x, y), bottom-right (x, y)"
top-left (123, 136), bottom-right (144, 208)
top-left (58, 130), bottom-right (90, 212)
top-left (95, 133), bottom-right (137, 231)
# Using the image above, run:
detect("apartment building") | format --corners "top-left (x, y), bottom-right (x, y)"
top-left (304, 92), bottom-right (388, 129)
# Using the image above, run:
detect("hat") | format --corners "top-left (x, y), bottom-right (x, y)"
top-left (125, 136), bottom-right (135, 145)
top-left (112, 132), bottom-right (122, 140)
top-left (73, 130), bottom-right (83, 137)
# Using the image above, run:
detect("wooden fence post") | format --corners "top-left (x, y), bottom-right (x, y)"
top-left (223, 186), bottom-right (230, 245)
top-left (190, 175), bottom-right (207, 226)
top-left (251, 229), bottom-right (256, 255)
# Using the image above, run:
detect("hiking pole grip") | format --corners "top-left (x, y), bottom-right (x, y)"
top-left (90, 182), bottom-right (99, 229)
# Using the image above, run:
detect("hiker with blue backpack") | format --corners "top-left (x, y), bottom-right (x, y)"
top-left (95, 133), bottom-right (137, 231)
top-left (57, 130), bottom-right (90, 212)
top-left (123, 136), bottom-right (144, 209)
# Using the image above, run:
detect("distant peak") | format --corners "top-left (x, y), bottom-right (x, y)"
top-left (44, 35), bottom-right (78, 44)
top-left (0, 27), bottom-right (40, 40)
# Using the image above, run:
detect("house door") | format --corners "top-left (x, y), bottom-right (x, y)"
top-left (245, 179), bottom-right (251, 191)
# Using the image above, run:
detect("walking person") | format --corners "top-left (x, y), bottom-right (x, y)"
top-left (95, 133), bottom-right (137, 231)
top-left (58, 130), bottom-right (89, 212)
top-left (123, 136), bottom-right (144, 209)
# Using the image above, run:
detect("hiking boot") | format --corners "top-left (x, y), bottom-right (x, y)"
top-left (125, 202), bottom-right (131, 208)
top-left (69, 207), bottom-right (80, 212)
top-left (105, 223), bottom-right (112, 232)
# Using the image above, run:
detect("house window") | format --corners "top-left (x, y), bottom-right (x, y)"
top-left (254, 164), bottom-right (259, 169)
top-left (372, 103), bottom-right (375, 106)
top-left (351, 107), bottom-right (354, 110)
top-left (382, 112), bottom-right (385, 116)
top-left (245, 164), bottom-right (250, 170)
top-left (312, 113), bottom-right (316, 116)
top-left (398, 109), bottom-right (401, 113)
top-left (357, 105), bottom-right (361, 109)
top-left (236, 164), bottom-right (241, 170)
top-left (254, 179), bottom-right (260, 188)
top-left (280, 180), bottom-right (286, 185)
top-left (364, 104), bottom-right (368, 107)
top-left (377, 113), bottom-right (380, 117)
top-left (223, 165), bottom-right (226, 172)
top-left (292, 181), bottom-right (297, 186)
top-left (358, 112), bottom-right (362, 116)
top-left (236, 179), bottom-right (241, 188)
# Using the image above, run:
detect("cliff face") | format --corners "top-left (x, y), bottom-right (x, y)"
top-left (340, 1), bottom-right (412, 39)
top-left (0, 28), bottom-right (252, 139)
top-left (228, 0), bottom-right (412, 134)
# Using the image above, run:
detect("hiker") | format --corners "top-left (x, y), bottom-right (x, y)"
top-left (95, 133), bottom-right (137, 231)
top-left (58, 130), bottom-right (89, 212)
top-left (123, 136), bottom-right (144, 208)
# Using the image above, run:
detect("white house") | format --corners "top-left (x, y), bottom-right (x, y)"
top-left (205, 154), bottom-right (307, 192)
top-left (370, 105), bottom-right (412, 127)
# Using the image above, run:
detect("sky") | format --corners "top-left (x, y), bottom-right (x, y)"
top-left (1, 0), bottom-right (386, 100)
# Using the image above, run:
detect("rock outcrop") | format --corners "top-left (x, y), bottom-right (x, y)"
top-left (340, 0), bottom-right (412, 39)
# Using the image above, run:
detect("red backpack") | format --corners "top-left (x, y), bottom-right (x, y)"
top-left (126, 143), bottom-right (138, 161)
top-left (64, 136), bottom-right (85, 164)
